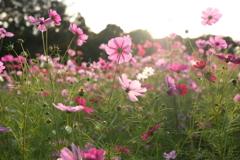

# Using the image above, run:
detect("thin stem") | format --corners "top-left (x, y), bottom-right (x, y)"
top-left (41, 32), bottom-right (47, 56)
top-left (107, 56), bottom-right (120, 112)
top-left (20, 43), bottom-right (25, 53)
top-left (46, 28), bottom-right (48, 55)
top-left (186, 33), bottom-right (196, 54)
top-left (61, 35), bottom-right (77, 64)
top-left (0, 38), bottom-right (3, 53)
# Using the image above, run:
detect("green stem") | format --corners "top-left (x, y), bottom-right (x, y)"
top-left (187, 37), bottom-right (196, 54)
top-left (46, 28), bottom-right (48, 55)
top-left (215, 110), bottom-right (223, 159)
top-left (173, 95), bottom-right (178, 129)
top-left (107, 56), bottom-right (121, 112)
top-left (41, 32), bottom-right (47, 56)
top-left (0, 38), bottom-right (3, 53)
top-left (20, 43), bottom-right (25, 53)
top-left (106, 56), bottom-right (121, 159)
top-left (61, 35), bottom-right (77, 64)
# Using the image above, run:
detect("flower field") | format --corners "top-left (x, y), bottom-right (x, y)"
top-left (1, 7), bottom-right (240, 160)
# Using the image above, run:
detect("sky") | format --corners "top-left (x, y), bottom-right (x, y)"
top-left (64, 0), bottom-right (239, 40)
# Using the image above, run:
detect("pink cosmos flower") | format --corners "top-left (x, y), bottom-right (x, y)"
top-left (140, 124), bottom-right (161, 142)
top-left (163, 150), bottom-right (177, 160)
top-left (74, 97), bottom-right (93, 115)
top-left (193, 61), bottom-right (207, 70)
top-left (69, 24), bottom-right (88, 46)
top-left (0, 126), bottom-right (10, 132)
top-left (28, 16), bottom-right (52, 32)
top-left (209, 36), bottom-right (227, 50)
top-left (117, 74), bottom-right (147, 102)
top-left (188, 80), bottom-right (198, 90)
top-left (138, 48), bottom-right (146, 56)
top-left (201, 8), bottom-right (222, 26)
top-left (0, 28), bottom-right (14, 39)
top-left (80, 148), bottom-right (106, 160)
top-left (153, 42), bottom-right (161, 48)
top-left (58, 143), bottom-right (82, 160)
top-left (105, 37), bottom-right (132, 64)
top-left (0, 61), bottom-right (5, 73)
top-left (166, 75), bottom-right (180, 96)
top-left (1, 55), bottom-right (14, 62)
top-left (74, 96), bottom-right (86, 106)
top-left (169, 33), bottom-right (177, 39)
top-left (99, 43), bottom-right (107, 50)
top-left (234, 94), bottom-right (240, 103)
top-left (168, 62), bottom-right (188, 74)
top-left (143, 40), bottom-right (152, 48)
top-left (52, 103), bottom-right (84, 113)
top-left (61, 89), bottom-right (68, 96)
top-left (113, 145), bottom-right (131, 153)
top-left (82, 107), bottom-right (93, 116)
top-left (195, 39), bottom-right (208, 48)
top-left (68, 49), bottom-right (76, 56)
top-left (48, 9), bottom-right (61, 25)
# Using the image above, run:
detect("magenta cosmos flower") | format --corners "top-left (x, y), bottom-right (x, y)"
top-left (204, 72), bottom-right (216, 83)
top-left (163, 150), bottom-right (177, 160)
top-left (0, 126), bottom-right (10, 132)
top-left (48, 9), bottom-right (61, 25)
top-left (213, 53), bottom-right (234, 63)
top-left (230, 57), bottom-right (240, 64)
top-left (69, 24), bottom-right (88, 46)
top-left (195, 39), bottom-right (208, 48)
top-left (193, 61), bottom-right (208, 70)
top-left (1, 55), bottom-right (14, 62)
top-left (105, 37), bottom-right (132, 64)
top-left (140, 124), bottom-right (161, 142)
top-left (113, 145), bottom-right (131, 153)
top-left (0, 28), bottom-right (14, 39)
top-left (0, 61), bottom-right (5, 73)
top-left (52, 103), bottom-right (84, 112)
top-left (28, 16), bottom-right (52, 32)
top-left (175, 84), bottom-right (188, 96)
top-left (168, 62), bottom-right (188, 74)
top-left (80, 148), bottom-right (106, 160)
top-left (201, 8), bottom-right (222, 26)
top-left (58, 143), bottom-right (82, 160)
top-left (209, 36), bottom-right (227, 50)
top-left (117, 74), bottom-right (147, 102)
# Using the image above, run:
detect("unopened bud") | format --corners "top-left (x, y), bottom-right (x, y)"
top-left (21, 52), bottom-right (28, 58)
top-left (116, 105), bottom-right (121, 111)
top-left (17, 39), bottom-right (24, 44)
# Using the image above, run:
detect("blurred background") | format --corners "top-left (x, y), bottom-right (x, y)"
top-left (0, 0), bottom-right (238, 62)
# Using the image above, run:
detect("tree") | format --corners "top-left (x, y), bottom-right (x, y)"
top-left (129, 29), bottom-right (153, 45)
top-left (0, 0), bottom-right (90, 58)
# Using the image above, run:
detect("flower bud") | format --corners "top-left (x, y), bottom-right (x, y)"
top-left (21, 52), bottom-right (28, 58)
top-left (116, 105), bottom-right (122, 111)
top-left (5, 44), bottom-right (14, 51)
top-left (17, 39), bottom-right (25, 43)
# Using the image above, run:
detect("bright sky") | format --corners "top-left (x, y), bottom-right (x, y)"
top-left (64, 0), bottom-right (239, 40)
